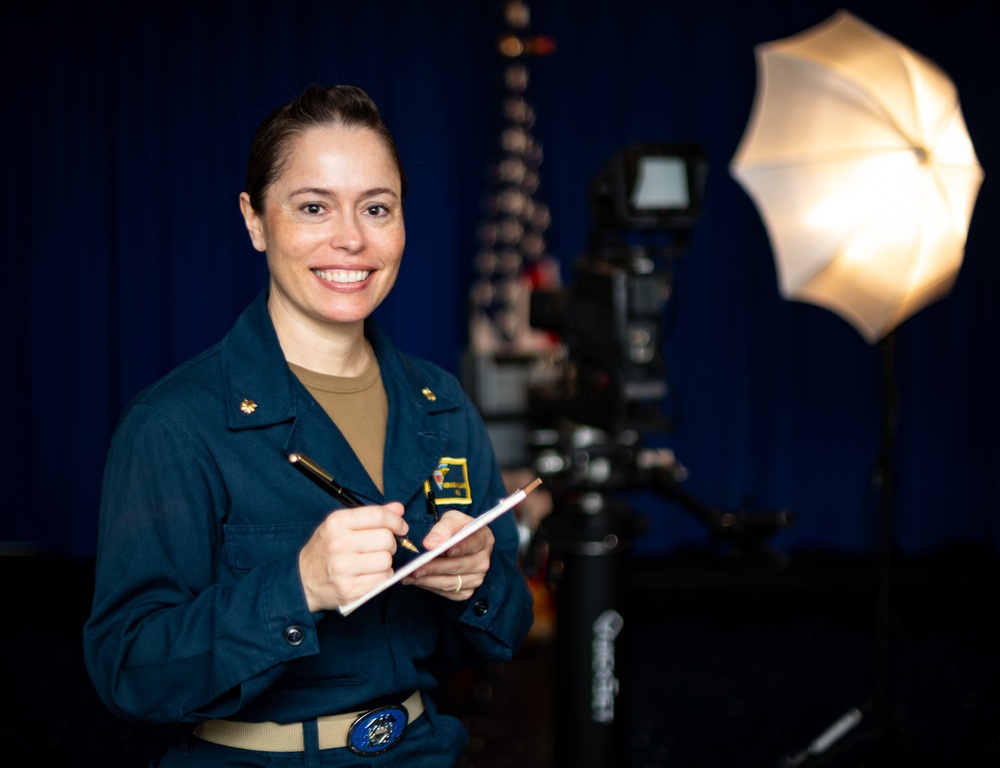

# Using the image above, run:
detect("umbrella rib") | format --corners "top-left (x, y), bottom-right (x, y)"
top-left (775, 46), bottom-right (952, 153)
top-left (735, 147), bottom-right (913, 173)
top-left (879, 37), bottom-right (965, 153)
top-left (884, 37), bottom-right (925, 147)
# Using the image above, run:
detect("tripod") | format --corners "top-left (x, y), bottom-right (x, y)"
top-left (779, 331), bottom-right (924, 767)
top-left (532, 423), bottom-right (795, 768)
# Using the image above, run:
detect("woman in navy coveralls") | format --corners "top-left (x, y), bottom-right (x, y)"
top-left (84, 85), bottom-right (535, 767)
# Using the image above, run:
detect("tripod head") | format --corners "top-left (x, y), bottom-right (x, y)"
top-left (528, 418), bottom-right (793, 563)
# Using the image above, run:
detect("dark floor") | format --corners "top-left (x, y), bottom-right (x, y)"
top-left (2, 545), bottom-right (998, 767)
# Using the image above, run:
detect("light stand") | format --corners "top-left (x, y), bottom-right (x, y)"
top-left (779, 331), bottom-right (924, 767)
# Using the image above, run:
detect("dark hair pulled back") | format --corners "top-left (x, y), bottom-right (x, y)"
top-left (245, 84), bottom-right (407, 212)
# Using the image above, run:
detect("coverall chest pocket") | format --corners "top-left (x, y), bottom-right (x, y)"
top-left (222, 521), bottom-right (315, 573)
top-left (222, 521), bottom-right (385, 688)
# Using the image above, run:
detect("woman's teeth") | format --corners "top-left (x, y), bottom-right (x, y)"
top-left (314, 269), bottom-right (370, 284)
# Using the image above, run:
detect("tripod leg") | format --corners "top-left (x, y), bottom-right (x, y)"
top-left (778, 707), bottom-right (863, 767)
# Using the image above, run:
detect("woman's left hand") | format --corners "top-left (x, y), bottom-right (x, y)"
top-left (401, 510), bottom-right (493, 600)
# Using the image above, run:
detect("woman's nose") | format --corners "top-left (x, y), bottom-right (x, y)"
top-left (330, 213), bottom-right (365, 251)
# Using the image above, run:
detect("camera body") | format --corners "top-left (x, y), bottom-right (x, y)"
top-left (529, 249), bottom-right (670, 434)
top-left (528, 142), bottom-right (707, 436)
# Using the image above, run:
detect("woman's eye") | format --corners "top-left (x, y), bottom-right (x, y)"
top-left (302, 203), bottom-right (323, 215)
top-left (365, 204), bottom-right (388, 217)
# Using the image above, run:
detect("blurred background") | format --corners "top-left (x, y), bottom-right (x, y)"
top-left (2, 1), bottom-right (998, 766)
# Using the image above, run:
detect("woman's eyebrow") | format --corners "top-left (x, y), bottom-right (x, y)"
top-left (288, 186), bottom-right (334, 198)
top-left (287, 186), bottom-right (399, 200)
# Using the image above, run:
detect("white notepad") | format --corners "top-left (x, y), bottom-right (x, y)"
top-left (338, 479), bottom-right (541, 616)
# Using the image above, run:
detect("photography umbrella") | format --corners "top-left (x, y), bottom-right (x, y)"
top-left (730, 9), bottom-right (982, 344)
top-left (729, 9), bottom-right (983, 765)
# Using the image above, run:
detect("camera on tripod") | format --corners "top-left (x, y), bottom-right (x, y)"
top-left (528, 142), bottom-right (708, 437)
top-left (525, 142), bottom-right (792, 549)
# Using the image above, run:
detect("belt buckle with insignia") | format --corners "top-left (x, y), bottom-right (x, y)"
top-left (347, 702), bottom-right (409, 756)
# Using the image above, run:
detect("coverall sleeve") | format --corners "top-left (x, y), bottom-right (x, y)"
top-left (83, 404), bottom-right (319, 723)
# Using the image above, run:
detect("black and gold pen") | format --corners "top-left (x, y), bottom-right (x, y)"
top-left (289, 452), bottom-right (421, 554)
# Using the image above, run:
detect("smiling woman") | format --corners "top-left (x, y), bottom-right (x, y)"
top-left (240, 123), bottom-right (407, 375)
top-left (82, 84), bottom-right (535, 768)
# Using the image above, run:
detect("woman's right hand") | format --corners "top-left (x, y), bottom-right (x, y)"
top-left (297, 501), bottom-right (408, 612)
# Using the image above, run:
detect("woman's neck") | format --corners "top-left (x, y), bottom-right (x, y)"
top-left (268, 294), bottom-right (371, 377)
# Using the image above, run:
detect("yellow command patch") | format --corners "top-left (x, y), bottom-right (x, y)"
top-left (424, 457), bottom-right (472, 505)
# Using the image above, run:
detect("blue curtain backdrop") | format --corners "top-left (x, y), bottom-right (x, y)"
top-left (3, 0), bottom-right (997, 560)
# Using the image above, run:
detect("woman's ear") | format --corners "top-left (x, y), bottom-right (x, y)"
top-left (239, 192), bottom-right (267, 253)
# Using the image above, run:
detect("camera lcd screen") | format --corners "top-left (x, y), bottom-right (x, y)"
top-left (630, 156), bottom-right (689, 211)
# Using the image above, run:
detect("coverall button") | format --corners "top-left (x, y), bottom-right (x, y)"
top-left (284, 625), bottom-right (304, 646)
top-left (472, 599), bottom-right (489, 617)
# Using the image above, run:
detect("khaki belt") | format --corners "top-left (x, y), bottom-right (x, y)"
top-left (192, 691), bottom-right (424, 752)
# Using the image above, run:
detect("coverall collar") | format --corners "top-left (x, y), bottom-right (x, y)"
top-left (219, 291), bottom-right (459, 503)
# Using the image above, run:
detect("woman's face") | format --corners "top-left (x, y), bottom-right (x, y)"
top-left (240, 123), bottom-right (405, 334)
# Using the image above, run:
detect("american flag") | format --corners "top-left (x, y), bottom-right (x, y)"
top-left (470, 1), bottom-right (560, 355)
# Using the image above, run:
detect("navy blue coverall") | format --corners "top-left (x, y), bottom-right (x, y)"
top-left (83, 291), bottom-right (535, 765)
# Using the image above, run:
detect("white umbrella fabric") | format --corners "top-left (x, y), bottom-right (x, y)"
top-left (730, 9), bottom-right (983, 343)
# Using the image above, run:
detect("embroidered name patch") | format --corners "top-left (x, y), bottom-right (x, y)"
top-left (424, 457), bottom-right (472, 506)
